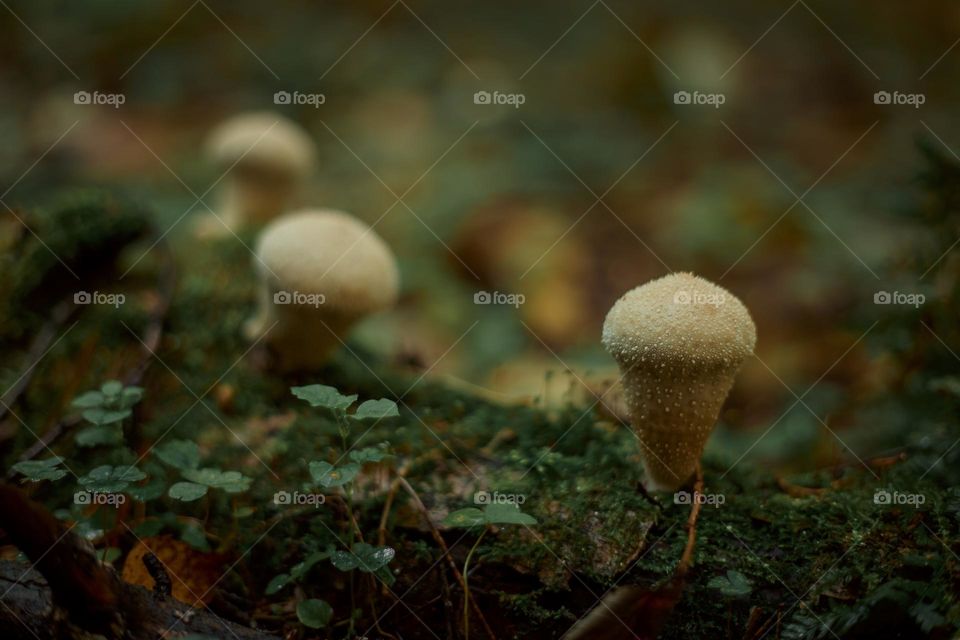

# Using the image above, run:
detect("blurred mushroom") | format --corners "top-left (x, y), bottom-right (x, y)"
top-left (245, 208), bottom-right (399, 371)
top-left (601, 272), bottom-right (756, 490)
top-left (199, 112), bottom-right (316, 236)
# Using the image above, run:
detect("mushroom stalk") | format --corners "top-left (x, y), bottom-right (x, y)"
top-left (601, 272), bottom-right (756, 491)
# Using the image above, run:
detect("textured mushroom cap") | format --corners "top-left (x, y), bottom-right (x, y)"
top-left (255, 209), bottom-right (399, 318)
top-left (206, 112), bottom-right (315, 177)
top-left (602, 272), bottom-right (756, 372)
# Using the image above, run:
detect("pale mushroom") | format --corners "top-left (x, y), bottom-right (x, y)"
top-left (245, 208), bottom-right (399, 371)
top-left (200, 112), bottom-right (316, 236)
top-left (601, 272), bottom-right (756, 490)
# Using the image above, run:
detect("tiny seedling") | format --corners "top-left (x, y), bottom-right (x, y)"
top-left (291, 383), bottom-right (399, 635)
top-left (71, 379), bottom-right (143, 448)
top-left (444, 502), bottom-right (537, 639)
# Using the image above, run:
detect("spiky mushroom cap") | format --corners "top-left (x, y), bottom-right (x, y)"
top-left (602, 272), bottom-right (755, 373)
top-left (205, 111), bottom-right (316, 178)
top-left (246, 209), bottom-right (399, 371)
top-left (601, 272), bottom-right (756, 490)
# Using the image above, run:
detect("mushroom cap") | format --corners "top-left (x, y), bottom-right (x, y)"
top-left (602, 272), bottom-right (756, 372)
top-left (255, 209), bottom-right (399, 318)
top-left (205, 111), bottom-right (316, 177)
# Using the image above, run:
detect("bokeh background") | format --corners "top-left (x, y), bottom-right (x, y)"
top-left (1, 0), bottom-right (956, 473)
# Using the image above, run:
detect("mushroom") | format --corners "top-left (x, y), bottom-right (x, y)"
top-left (601, 272), bottom-right (756, 490)
top-left (245, 208), bottom-right (399, 371)
top-left (199, 111), bottom-right (316, 235)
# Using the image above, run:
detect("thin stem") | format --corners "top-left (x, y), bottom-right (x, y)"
top-left (462, 528), bottom-right (487, 640)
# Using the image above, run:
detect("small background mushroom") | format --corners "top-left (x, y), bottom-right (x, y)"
top-left (199, 111), bottom-right (316, 236)
top-left (245, 208), bottom-right (399, 371)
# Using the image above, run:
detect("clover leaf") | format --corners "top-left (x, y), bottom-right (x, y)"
top-left (182, 468), bottom-right (251, 493)
top-left (291, 385), bottom-right (357, 411)
top-left (11, 457), bottom-right (67, 482)
top-left (330, 543), bottom-right (395, 573)
top-left (154, 439), bottom-right (201, 471)
top-left (168, 482), bottom-right (208, 501)
top-left (351, 399), bottom-right (399, 421)
top-left (297, 599), bottom-right (333, 629)
top-left (79, 465), bottom-right (146, 493)
top-left (443, 503), bottom-right (537, 528)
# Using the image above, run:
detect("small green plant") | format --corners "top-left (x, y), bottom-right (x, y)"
top-left (444, 501), bottom-right (537, 639)
top-left (11, 456), bottom-right (68, 482)
top-left (285, 383), bottom-right (400, 635)
top-left (71, 379), bottom-right (143, 447)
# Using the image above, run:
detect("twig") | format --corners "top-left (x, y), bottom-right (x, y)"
top-left (676, 464), bottom-right (704, 577)
top-left (142, 552), bottom-right (172, 598)
top-left (396, 476), bottom-right (496, 640)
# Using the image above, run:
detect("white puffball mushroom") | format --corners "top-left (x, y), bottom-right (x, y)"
top-left (601, 272), bottom-right (756, 491)
top-left (201, 111), bottom-right (317, 235)
top-left (245, 208), bottom-right (400, 371)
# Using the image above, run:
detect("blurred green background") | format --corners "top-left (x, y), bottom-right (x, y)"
top-left (1, 0), bottom-right (954, 470)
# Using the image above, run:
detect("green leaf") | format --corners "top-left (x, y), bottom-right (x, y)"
top-left (127, 476), bottom-right (167, 501)
top-left (154, 440), bottom-right (200, 470)
top-left (308, 461), bottom-right (359, 488)
top-left (79, 465), bottom-right (146, 493)
top-left (75, 425), bottom-right (123, 448)
top-left (100, 380), bottom-right (124, 396)
top-left (296, 599), bottom-right (333, 629)
top-left (119, 386), bottom-right (143, 409)
top-left (182, 468), bottom-right (251, 493)
top-left (290, 551), bottom-right (330, 580)
top-left (168, 482), bottom-right (208, 501)
top-left (291, 384), bottom-right (357, 411)
top-left (330, 543), bottom-right (395, 573)
top-left (71, 390), bottom-right (105, 409)
top-left (265, 573), bottom-right (291, 595)
top-left (348, 443), bottom-right (392, 464)
top-left (707, 570), bottom-right (753, 598)
top-left (81, 407), bottom-right (131, 426)
top-left (11, 457), bottom-right (67, 482)
top-left (351, 398), bottom-right (399, 421)
top-left (483, 502), bottom-right (537, 526)
top-left (443, 508), bottom-right (487, 528)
